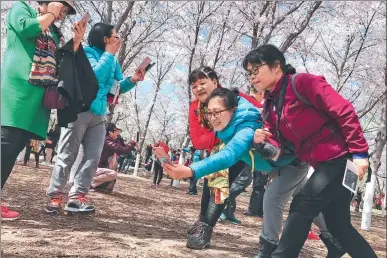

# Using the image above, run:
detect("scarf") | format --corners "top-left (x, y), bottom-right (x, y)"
top-left (206, 142), bottom-right (230, 204)
top-left (29, 24), bottom-right (64, 87)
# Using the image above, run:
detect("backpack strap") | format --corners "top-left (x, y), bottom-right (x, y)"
top-left (291, 73), bottom-right (311, 106)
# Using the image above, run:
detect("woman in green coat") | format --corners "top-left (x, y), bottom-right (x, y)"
top-left (0, 1), bottom-right (82, 220)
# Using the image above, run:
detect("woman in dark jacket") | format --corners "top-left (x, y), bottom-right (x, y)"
top-left (244, 44), bottom-right (376, 258)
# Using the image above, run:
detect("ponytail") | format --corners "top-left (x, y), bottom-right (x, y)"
top-left (284, 64), bottom-right (296, 74)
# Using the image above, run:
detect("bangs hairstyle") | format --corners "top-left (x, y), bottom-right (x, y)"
top-left (242, 44), bottom-right (296, 74)
top-left (206, 87), bottom-right (239, 110)
top-left (188, 66), bottom-right (220, 86)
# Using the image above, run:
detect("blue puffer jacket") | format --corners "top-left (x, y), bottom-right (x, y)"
top-left (190, 97), bottom-right (295, 180)
top-left (84, 46), bottom-right (136, 115)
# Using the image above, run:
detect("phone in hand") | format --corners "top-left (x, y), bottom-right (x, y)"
top-left (137, 57), bottom-right (152, 72)
top-left (80, 12), bottom-right (90, 24)
top-left (154, 147), bottom-right (172, 165)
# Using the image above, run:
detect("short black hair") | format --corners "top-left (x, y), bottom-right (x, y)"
top-left (242, 44), bottom-right (296, 74)
top-left (88, 22), bottom-right (115, 50)
top-left (106, 122), bottom-right (117, 136)
top-left (206, 88), bottom-right (239, 110)
top-left (188, 66), bottom-right (220, 86)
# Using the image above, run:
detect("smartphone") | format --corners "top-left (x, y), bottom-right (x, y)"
top-left (342, 159), bottom-right (359, 194)
top-left (154, 147), bottom-right (172, 165)
top-left (137, 57), bottom-right (152, 72)
top-left (145, 62), bottom-right (156, 73)
top-left (80, 12), bottom-right (90, 24)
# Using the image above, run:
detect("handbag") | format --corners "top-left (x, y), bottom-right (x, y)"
top-left (43, 85), bottom-right (68, 109)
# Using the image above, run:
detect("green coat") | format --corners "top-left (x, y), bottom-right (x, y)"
top-left (1, 1), bottom-right (59, 140)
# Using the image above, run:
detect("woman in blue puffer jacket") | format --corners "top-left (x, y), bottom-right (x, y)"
top-left (163, 88), bottom-right (294, 249)
top-left (46, 23), bottom-right (145, 215)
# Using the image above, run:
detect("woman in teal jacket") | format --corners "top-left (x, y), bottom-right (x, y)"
top-left (164, 88), bottom-right (294, 250)
top-left (46, 22), bottom-right (145, 215)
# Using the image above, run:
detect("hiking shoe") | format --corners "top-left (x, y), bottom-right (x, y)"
top-left (226, 214), bottom-right (241, 225)
top-left (254, 236), bottom-right (278, 258)
top-left (45, 196), bottom-right (63, 215)
top-left (1, 205), bottom-right (20, 221)
top-left (186, 222), bottom-right (213, 250)
top-left (218, 213), bottom-right (227, 222)
top-left (187, 215), bottom-right (204, 235)
top-left (244, 209), bottom-right (263, 218)
top-left (64, 195), bottom-right (95, 214)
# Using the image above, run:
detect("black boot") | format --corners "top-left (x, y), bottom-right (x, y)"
top-left (187, 215), bottom-right (204, 235)
top-left (254, 236), bottom-right (278, 258)
top-left (319, 233), bottom-right (346, 258)
top-left (186, 222), bottom-right (213, 250)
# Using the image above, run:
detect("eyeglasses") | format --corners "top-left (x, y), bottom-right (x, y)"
top-left (245, 63), bottom-right (267, 78)
top-left (205, 109), bottom-right (229, 120)
top-left (110, 35), bottom-right (120, 40)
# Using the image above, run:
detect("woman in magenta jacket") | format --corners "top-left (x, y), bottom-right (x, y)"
top-left (243, 44), bottom-right (376, 258)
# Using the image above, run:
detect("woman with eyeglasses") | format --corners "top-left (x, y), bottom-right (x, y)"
top-left (45, 22), bottom-right (145, 215)
top-left (163, 85), bottom-right (300, 250)
top-left (163, 67), bottom-right (263, 249)
top-left (1, 1), bottom-right (79, 220)
top-left (244, 44), bottom-right (376, 258)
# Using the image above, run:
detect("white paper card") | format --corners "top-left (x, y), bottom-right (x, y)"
top-left (342, 159), bottom-right (359, 194)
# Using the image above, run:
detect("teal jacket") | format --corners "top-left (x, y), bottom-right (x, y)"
top-left (84, 46), bottom-right (136, 115)
top-left (190, 97), bottom-right (295, 180)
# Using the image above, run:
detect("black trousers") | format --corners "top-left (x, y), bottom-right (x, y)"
top-left (153, 161), bottom-right (163, 185)
top-left (272, 155), bottom-right (377, 258)
top-left (188, 178), bottom-right (198, 194)
top-left (198, 161), bottom-right (251, 225)
top-left (23, 146), bottom-right (39, 168)
top-left (1, 126), bottom-right (33, 189)
top-left (247, 170), bottom-right (268, 216)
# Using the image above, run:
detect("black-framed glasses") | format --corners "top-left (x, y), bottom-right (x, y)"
top-left (205, 109), bottom-right (229, 120)
top-left (245, 63), bottom-right (267, 78)
top-left (110, 35), bottom-right (121, 40)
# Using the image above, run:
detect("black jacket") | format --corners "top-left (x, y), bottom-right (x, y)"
top-left (56, 39), bottom-right (99, 127)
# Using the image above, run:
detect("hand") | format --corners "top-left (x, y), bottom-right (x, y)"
top-left (128, 140), bottom-right (137, 148)
top-left (254, 128), bottom-right (272, 144)
top-left (162, 163), bottom-right (193, 180)
top-left (131, 68), bottom-right (145, 83)
top-left (353, 158), bottom-right (369, 180)
top-left (73, 21), bottom-right (87, 51)
top-left (105, 39), bottom-right (121, 54)
top-left (47, 2), bottom-right (63, 19)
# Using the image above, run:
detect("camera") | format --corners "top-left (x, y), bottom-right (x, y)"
top-left (254, 142), bottom-right (281, 161)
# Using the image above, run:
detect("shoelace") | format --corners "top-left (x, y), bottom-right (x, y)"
top-left (192, 224), bottom-right (206, 238)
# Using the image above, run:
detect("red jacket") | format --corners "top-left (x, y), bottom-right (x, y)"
top-left (264, 73), bottom-right (368, 167)
top-left (189, 91), bottom-right (262, 151)
top-left (154, 141), bottom-right (170, 154)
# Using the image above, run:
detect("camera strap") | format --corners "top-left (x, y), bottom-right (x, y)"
top-left (262, 75), bottom-right (289, 146)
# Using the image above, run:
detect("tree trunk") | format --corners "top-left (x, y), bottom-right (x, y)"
top-left (106, 2), bottom-right (113, 24)
top-left (361, 99), bottom-right (386, 230)
top-left (172, 136), bottom-right (190, 187)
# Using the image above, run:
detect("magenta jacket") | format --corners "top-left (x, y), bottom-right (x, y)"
top-left (264, 73), bottom-right (368, 167)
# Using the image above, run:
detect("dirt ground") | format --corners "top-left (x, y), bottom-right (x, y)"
top-left (1, 164), bottom-right (386, 258)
